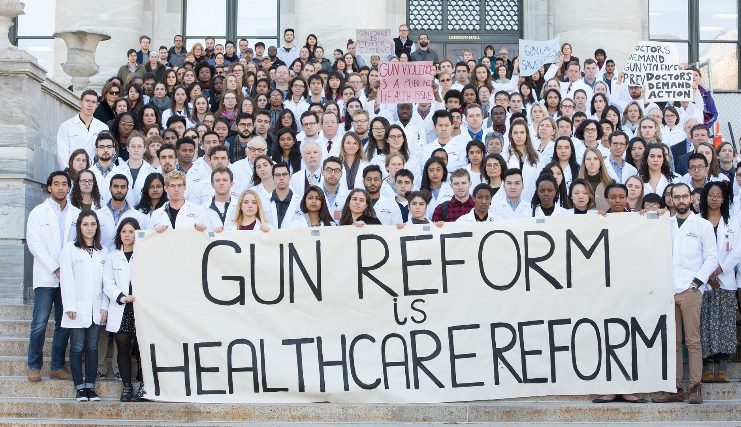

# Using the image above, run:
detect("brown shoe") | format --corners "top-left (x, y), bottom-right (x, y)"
top-left (688, 384), bottom-right (703, 404)
top-left (716, 371), bottom-right (729, 383)
top-left (27, 369), bottom-right (41, 382)
top-left (701, 370), bottom-right (715, 383)
top-left (49, 368), bottom-right (72, 380)
top-left (652, 390), bottom-right (684, 403)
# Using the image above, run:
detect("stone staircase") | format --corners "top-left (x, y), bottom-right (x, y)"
top-left (0, 304), bottom-right (739, 426)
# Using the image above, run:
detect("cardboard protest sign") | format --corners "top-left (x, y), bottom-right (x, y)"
top-left (624, 41), bottom-right (680, 86)
top-left (519, 37), bottom-right (560, 76)
top-left (133, 215), bottom-right (676, 403)
top-left (356, 29), bottom-right (393, 56)
top-left (644, 70), bottom-right (693, 102)
top-left (378, 61), bottom-right (435, 104)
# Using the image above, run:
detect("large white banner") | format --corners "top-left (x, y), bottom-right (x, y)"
top-left (518, 37), bottom-right (560, 76)
top-left (132, 215), bottom-right (676, 403)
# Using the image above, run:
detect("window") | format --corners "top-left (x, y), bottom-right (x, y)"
top-left (183, 0), bottom-right (279, 53)
top-left (649, 0), bottom-right (739, 90)
top-left (12, 0), bottom-right (56, 76)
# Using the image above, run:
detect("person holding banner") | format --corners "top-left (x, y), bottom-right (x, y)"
top-left (226, 189), bottom-right (271, 231)
top-left (530, 172), bottom-right (565, 217)
top-left (102, 217), bottom-right (146, 402)
top-left (699, 181), bottom-right (740, 384)
top-left (300, 185), bottom-right (334, 227)
top-left (339, 188), bottom-right (381, 226)
top-left (566, 178), bottom-right (597, 214)
top-left (151, 171), bottom-right (208, 232)
top-left (60, 210), bottom-right (108, 402)
top-left (491, 168), bottom-right (531, 219)
top-left (652, 183), bottom-right (717, 405)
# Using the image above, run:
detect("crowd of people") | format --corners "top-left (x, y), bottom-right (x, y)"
top-left (26, 24), bottom-right (736, 405)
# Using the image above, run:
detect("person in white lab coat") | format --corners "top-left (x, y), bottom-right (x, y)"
top-left (102, 217), bottom-right (146, 402)
top-left (530, 173), bottom-right (567, 217)
top-left (457, 183), bottom-right (495, 222)
top-left (491, 168), bottom-right (531, 219)
top-left (266, 163), bottom-right (307, 229)
top-left (96, 174), bottom-right (151, 251)
top-left (652, 183), bottom-right (718, 405)
top-left (59, 210), bottom-right (108, 402)
top-left (56, 90), bottom-right (108, 168)
top-left (698, 182), bottom-right (741, 384)
top-left (26, 171), bottom-right (79, 382)
top-left (362, 164), bottom-right (403, 226)
top-left (151, 171), bottom-right (208, 231)
top-left (116, 131), bottom-right (157, 208)
top-left (225, 189), bottom-right (271, 231)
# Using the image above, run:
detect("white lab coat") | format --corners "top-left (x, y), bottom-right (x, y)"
top-left (371, 196), bottom-right (404, 225)
top-left (504, 152), bottom-right (543, 202)
top-left (267, 193), bottom-right (307, 229)
top-left (26, 199), bottom-right (80, 288)
top-left (706, 216), bottom-right (741, 291)
top-left (117, 160), bottom-right (157, 207)
top-left (532, 205), bottom-right (568, 218)
top-left (456, 210), bottom-right (495, 222)
top-left (290, 168), bottom-right (324, 196)
top-left (339, 160), bottom-right (370, 191)
top-left (89, 163), bottom-right (128, 204)
top-left (96, 204), bottom-right (151, 252)
top-left (643, 174), bottom-right (679, 196)
top-left (151, 200), bottom-right (208, 230)
top-left (605, 158), bottom-right (639, 184)
top-left (102, 250), bottom-right (133, 333)
top-left (491, 198), bottom-right (531, 220)
top-left (59, 242), bottom-right (108, 329)
top-left (423, 138), bottom-right (467, 171)
top-left (56, 114), bottom-right (108, 168)
top-left (425, 184), bottom-right (455, 219)
top-left (671, 213), bottom-right (718, 294)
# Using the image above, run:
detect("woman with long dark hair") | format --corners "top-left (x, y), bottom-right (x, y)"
top-left (60, 210), bottom-right (107, 402)
top-left (134, 173), bottom-right (167, 217)
top-left (640, 143), bottom-right (676, 196)
top-left (300, 185), bottom-right (334, 227)
top-left (66, 149), bottom-right (90, 183)
top-left (339, 189), bottom-right (381, 226)
top-left (272, 127), bottom-right (302, 173)
top-left (70, 170), bottom-right (102, 211)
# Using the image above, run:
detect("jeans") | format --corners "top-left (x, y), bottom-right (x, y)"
top-left (27, 287), bottom-right (70, 371)
top-left (69, 324), bottom-right (100, 390)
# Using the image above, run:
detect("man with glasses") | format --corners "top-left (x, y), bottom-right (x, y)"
top-left (267, 163), bottom-right (305, 228)
top-left (232, 136), bottom-right (268, 192)
top-left (90, 133), bottom-right (124, 203)
top-left (605, 131), bottom-right (637, 184)
top-left (559, 98), bottom-right (576, 119)
top-left (499, 48), bottom-right (513, 77)
top-left (352, 111), bottom-right (371, 144)
top-left (652, 183), bottom-right (717, 405)
top-left (320, 156), bottom-right (348, 224)
top-left (57, 89), bottom-right (108, 168)
top-left (392, 24), bottom-right (415, 59)
top-left (168, 35), bottom-right (186, 67)
top-left (297, 111), bottom-right (322, 148)
top-left (682, 153), bottom-right (712, 191)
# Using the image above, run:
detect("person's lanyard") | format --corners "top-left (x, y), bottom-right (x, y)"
top-left (209, 197), bottom-right (230, 224)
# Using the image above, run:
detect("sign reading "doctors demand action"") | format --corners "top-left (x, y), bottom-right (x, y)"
top-left (132, 215), bottom-right (676, 403)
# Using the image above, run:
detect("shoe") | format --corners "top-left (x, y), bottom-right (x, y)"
top-left (49, 369), bottom-right (72, 380)
top-left (113, 371), bottom-right (121, 380)
top-left (75, 389), bottom-right (88, 402)
top-left (652, 389), bottom-right (684, 403)
top-left (702, 370), bottom-right (715, 383)
top-left (86, 388), bottom-right (101, 402)
top-left (688, 383), bottom-right (703, 404)
top-left (132, 383), bottom-right (147, 402)
top-left (716, 371), bottom-right (729, 383)
top-left (27, 369), bottom-right (41, 382)
top-left (95, 370), bottom-right (106, 379)
top-left (120, 383), bottom-right (133, 402)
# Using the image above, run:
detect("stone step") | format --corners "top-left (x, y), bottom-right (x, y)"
top-left (0, 376), bottom-right (738, 401)
top-left (0, 338), bottom-right (53, 357)
top-left (0, 306), bottom-right (34, 321)
top-left (0, 421), bottom-right (731, 427)
top-left (0, 397), bottom-right (738, 423)
top-left (0, 321), bottom-right (54, 339)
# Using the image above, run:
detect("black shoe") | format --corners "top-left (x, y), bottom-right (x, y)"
top-left (120, 383), bottom-right (133, 402)
top-left (75, 389), bottom-right (89, 402)
top-left (86, 388), bottom-right (101, 401)
top-left (132, 383), bottom-right (147, 402)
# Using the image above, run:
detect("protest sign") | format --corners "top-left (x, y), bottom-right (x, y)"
top-left (356, 29), bottom-right (393, 56)
top-left (624, 41), bottom-right (680, 86)
top-left (133, 215), bottom-right (676, 404)
top-left (519, 37), bottom-right (560, 76)
top-left (378, 61), bottom-right (435, 104)
top-left (644, 70), bottom-right (693, 103)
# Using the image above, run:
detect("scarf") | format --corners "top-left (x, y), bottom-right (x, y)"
top-left (149, 96), bottom-right (171, 113)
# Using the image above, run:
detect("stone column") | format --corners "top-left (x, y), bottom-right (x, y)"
top-left (54, 30), bottom-right (110, 93)
top-left (0, 0), bottom-right (23, 49)
top-left (0, 1), bottom-right (79, 303)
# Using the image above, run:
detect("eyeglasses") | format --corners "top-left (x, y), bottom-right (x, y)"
top-left (440, 79), bottom-right (451, 82)
top-left (388, 134), bottom-right (404, 140)
top-left (688, 165), bottom-right (706, 171)
top-left (672, 194), bottom-right (691, 201)
top-left (302, 122), bottom-right (317, 127)
top-left (108, 91), bottom-right (120, 96)
top-left (355, 119), bottom-right (369, 124)
top-left (324, 167), bottom-right (342, 174)
top-left (79, 179), bottom-right (94, 185)
top-left (148, 184), bottom-right (163, 190)
top-left (97, 145), bottom-right (115, 150)
top-left (486, 163), bottom-right (501, 168)
top-left (121, 122), bottom-right (134, 128)
top-left (708, 193), bottom-right (724, 200)
top-left (273, 172), bottom-right (290, 178)
top-left (247, 147), bottom-right (266, 152)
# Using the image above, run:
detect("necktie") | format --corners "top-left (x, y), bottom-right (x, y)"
top-left (327, 140), bottom-right (332, 153)
top-left (567, 83), bottom-right (573, 93)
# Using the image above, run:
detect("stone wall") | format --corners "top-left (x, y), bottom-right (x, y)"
top-left (0, 49), bottom-right (78, 303)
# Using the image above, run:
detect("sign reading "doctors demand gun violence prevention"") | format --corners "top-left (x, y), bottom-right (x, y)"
top-left (132, 215), bottom-right (676, 403)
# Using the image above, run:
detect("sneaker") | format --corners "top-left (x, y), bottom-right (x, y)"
top-left (113, 371), bottom-right (121, 380)
top-left (716, 371), bottom-right (730, 383)
top-left (688, 384), bottom-right (703, 404)
top-left (652, 389), bottom-right (684, 403)
top-left (95, 371), bottom-right (106, 379)
top-left (132, 383), bottom-right (148, 402)
top-left (86, 388), bottom-right (101, 402)
top-left (75, 389), bottom-right (88, 402)
top-left (49, 369), bottom-right (72, 380)
top-left (27, 369), bottom-right (41, 382)
top-left (701, 370), bottom-right (715, 383)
